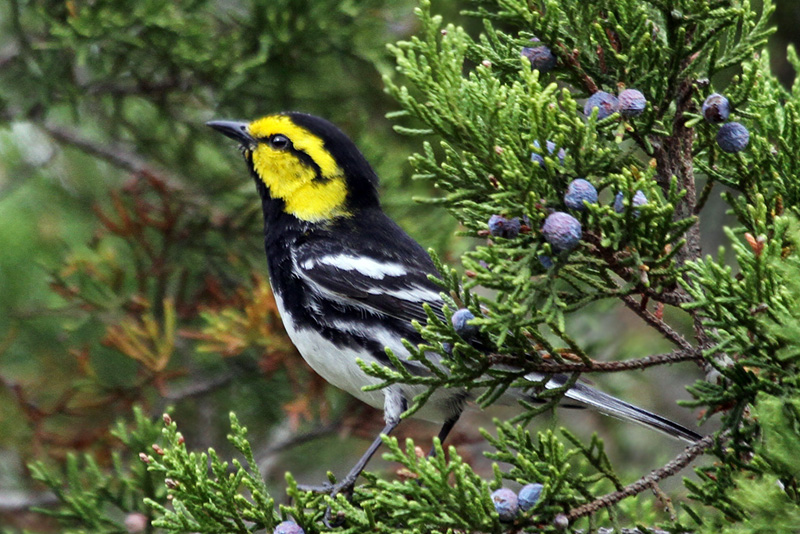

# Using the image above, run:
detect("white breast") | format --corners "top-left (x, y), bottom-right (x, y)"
top-left (272, 290), bottom-right (466, 424)
top-left (272, 290), bottom-right (387, 409)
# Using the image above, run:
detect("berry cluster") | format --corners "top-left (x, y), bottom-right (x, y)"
top-left (541, 178), bottom-right (599, 257)
top-left (486, 82), bottom-right (658, 271)
top-left (486, 176), bottom-right (598, 266)
top-left (491, 483), bottom-right (544, 522)
top-left (486, 176), bottom-right (650, 269)
top-left (702, 93), bottom-right (749, 153)
top-left (584, 88), bottom-right (647, 120)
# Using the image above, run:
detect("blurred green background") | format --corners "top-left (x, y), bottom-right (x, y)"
top-left (0, 0), bottom-right (798, 530)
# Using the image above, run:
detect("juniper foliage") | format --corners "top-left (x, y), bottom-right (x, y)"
top-left (144, 413), bottom-right (279, 532)
top-left (5, 0), bottom-right (800, 533)
top-left (26, 406), bottom-right (165, 533)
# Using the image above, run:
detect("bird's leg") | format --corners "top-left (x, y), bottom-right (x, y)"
top-left (427, 411), bottom-right (461, 458)
top-left (296, 418), bottom-right (401, 498)
top-left (297, 391), bottom-right (406, 527)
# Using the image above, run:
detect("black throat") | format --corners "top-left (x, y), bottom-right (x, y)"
top-left (247, 161), bottom-right (306, 278)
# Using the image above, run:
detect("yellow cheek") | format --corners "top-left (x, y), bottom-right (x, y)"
top-left (253, 150), bottom-right (309, 198)
top-left (252, 147), bottom-right (349, 222)
top-left (285, 179), bottom-right (349, 221)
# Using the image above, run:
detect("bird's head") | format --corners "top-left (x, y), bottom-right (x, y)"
top-left (207, 112), bottom-right (380, 222)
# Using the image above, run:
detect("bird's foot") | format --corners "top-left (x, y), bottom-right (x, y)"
top-left (297, 477), bottom-right (358, 528)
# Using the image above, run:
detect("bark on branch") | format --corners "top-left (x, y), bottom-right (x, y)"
top-left (567, 432), bottom-right (719, 521)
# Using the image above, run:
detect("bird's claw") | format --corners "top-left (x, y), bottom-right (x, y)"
top-left (322, 508), bottom-right (346, 529)
top-left (296, 478), bottom-right (357, 528)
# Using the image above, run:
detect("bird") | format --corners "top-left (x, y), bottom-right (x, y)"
top-left (206, 112), bottom-right (701, 497)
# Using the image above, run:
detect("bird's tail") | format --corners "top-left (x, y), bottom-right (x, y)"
top-left (536, 374), bottom-right (702, 443)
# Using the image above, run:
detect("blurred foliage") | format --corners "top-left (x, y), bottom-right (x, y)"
top-left (771, 0), bottom-right (800, 85)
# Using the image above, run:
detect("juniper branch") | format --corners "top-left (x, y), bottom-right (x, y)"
top-left (487, 347), bottom-right (703, 373)
top-left (556, 42), bottom-right (598, 94)
top-left (40, 122), bottom-right (202, 204)
top-left (566, 432), bottom-right (719, 522)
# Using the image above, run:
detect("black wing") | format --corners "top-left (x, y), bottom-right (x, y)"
top-left (292, 211), bottom-right (446, 327)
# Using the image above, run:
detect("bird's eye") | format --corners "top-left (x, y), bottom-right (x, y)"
top-left (269, 134), bottom-right (290, 150)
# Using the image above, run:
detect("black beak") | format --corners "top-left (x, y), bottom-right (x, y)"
top-left (206, 120), bottom-right (257, 148)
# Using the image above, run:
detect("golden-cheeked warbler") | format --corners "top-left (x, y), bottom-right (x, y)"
top-left (207, 112), bottom-right (700, 498)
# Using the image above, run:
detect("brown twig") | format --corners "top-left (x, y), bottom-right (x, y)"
top-left (567, 432), bottom-right (718, 521)
top-left (621, 295), bottom-right (694, 351)
top-left (0, 115), bottom-right (213, 213)
top-left (643, 287), bottom-right (691, 307)
top-left (650, 480), bottom-right (677, 522)
top-left (557, 43), bottom-right (598, 94)
top-left (649, 20), bottom-right (711, 350)
top-left (40, 122), bottom-right (201, 198)
top-left (1, 110), bottom-right (198, 205)
top-left (488, 347), bottom-right (702, 373)
top-left (656, 78), bottom-right (700, 265)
